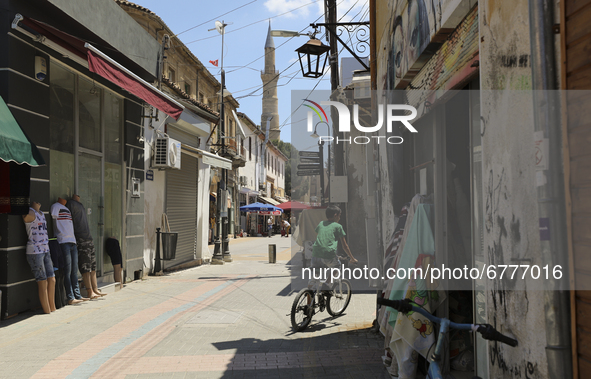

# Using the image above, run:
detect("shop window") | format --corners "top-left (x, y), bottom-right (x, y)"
top-left (49, 63), bottom-right (75, 153)
top-left (104, 91), bottom-right (122, 164)
top-left (79, 77), bottom-right (102, 152)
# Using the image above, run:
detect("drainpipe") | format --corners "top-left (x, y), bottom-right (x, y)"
top-left (528, 0), bottom-right (573, 378)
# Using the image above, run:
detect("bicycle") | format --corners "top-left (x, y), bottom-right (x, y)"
top-left (377, 298), bottom-right (518, 379)
top-left (291, 257), bottom-right (352, 332)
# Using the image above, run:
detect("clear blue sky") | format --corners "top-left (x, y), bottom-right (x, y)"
top-left (133, 0), bottom-right (369, 143)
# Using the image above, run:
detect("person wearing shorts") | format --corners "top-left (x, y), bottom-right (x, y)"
top-left (310, 205), bottom-right (358, 289)
top-left (23, 201), bottom-right (56, 314)
top-left (67, 195), bottom-right (105, 298)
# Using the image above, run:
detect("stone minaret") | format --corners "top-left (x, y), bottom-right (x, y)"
top-left (261, 22), bottom-right (280, 141)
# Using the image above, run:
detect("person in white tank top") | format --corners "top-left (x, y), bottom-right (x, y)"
top-left (22, 201), bottom-right (56, 314)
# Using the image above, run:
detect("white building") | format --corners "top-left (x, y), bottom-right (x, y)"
top-left (236, 112), bottom-right (287, 235)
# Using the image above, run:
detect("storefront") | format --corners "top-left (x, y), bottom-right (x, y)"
top-left (0, 0), bottom-right (176, 317)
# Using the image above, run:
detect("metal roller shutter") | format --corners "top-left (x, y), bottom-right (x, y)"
top-left (166, 153), bottom-right (198, 265)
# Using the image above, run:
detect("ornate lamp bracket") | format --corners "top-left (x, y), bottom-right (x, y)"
top-left (309, 22), bottom-right (370, 71)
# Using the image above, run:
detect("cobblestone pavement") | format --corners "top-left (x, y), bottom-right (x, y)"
top-left (0, 235), bottom-right (389, 379)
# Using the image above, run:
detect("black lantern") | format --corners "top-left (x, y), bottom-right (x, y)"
top-left (296, 38), bottom-right (331, 78)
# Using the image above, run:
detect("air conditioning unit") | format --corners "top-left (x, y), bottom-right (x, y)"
top-left (152, 136), bottom-right (181, 169)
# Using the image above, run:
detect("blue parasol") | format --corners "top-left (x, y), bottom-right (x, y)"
top-left (239, 202), bottom-right (283, 213)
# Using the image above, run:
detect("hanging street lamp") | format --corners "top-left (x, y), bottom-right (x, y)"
top-left (295, 37), bottom-right (331, 78)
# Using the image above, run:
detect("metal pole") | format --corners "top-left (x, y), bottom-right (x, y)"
top-left (528, 0), bottom-right (572, 377)
top-left (212, 24), bottom-right (227, 265)
top-left (221, 70), bottom-right (232, 263)
top-left (319, 142), bottom-right (325, 206)
top-left (326, 0), bottom-right (342, 178)
top-left (154, 227), bottom-right (162, 274)
top-left (326, 123), bottom-right (331, 204)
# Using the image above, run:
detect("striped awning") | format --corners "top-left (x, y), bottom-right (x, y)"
top-left (0, 95), bottom-right (45, 166)
top-left (258, 196), bottom-right (280, 206)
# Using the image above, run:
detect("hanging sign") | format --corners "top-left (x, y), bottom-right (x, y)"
top-left (258, 210), bottom-right (282, 215)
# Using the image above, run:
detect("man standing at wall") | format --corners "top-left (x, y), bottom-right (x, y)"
top-left (66, 195), bottom-right (105, 299)
top-left (50, 198), bottom-right (87, 305)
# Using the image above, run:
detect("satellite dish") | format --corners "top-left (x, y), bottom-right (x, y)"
top-left (215, 20), bottom-right (225, 35)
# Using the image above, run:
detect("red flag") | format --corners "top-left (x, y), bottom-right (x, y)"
top-left (209, 60), bottom-right (218, 67)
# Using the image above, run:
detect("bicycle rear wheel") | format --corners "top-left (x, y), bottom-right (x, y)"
top-left (327, 279), bottom-right (352, 316)
top-left (291, 289), bottom-right (314, 332)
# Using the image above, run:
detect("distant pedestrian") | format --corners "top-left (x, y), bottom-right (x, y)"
top-left (283, 219), bottom-right (291, 237)
top-left (268, 217), bottom-right (273, 237)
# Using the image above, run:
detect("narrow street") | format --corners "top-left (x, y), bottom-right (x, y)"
top-left (0, 235), bottom-right (387, 379)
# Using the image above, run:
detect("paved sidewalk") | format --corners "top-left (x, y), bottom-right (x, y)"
top-left (0, 237), bottom-right (388, 379)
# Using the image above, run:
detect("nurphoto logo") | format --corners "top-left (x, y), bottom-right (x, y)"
top-left (305, 99), bottom-right (418, 145)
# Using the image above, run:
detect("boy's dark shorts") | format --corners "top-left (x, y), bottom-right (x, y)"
top-left (77, 239), bottom-right (96, 273)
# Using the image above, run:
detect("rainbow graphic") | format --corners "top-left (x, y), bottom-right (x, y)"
top-left (303, 99), bottom-right (327, 123)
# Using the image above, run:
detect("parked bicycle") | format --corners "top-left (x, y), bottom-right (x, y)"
top-left (291, 256), bottom-right (352, 332)
top-left (377, 298), bottom-right (518, 379)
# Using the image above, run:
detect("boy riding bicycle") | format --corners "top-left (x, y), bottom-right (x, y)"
top-left (311, 205), bottom-right (358, 281)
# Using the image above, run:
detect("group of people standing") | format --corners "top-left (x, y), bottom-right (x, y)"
top-left (23, 195), bottom-right (106, 314)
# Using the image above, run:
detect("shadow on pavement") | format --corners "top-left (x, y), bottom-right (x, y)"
top-left (211, 327), bottom-right (389, 379)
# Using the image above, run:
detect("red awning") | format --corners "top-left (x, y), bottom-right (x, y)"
top-left (86, 47), bottom-right (183, 120)
top-left (20, 17), bottom-right (87, 60)
top-left (17, 16), bottom-right (183, 120)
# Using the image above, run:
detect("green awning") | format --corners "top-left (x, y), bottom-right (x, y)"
top-left (0, 96), bottom-right (45, 166)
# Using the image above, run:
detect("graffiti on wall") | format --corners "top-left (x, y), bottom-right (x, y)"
top-left (405, 6), bottom-right (479, 116)
top-left (490, 336), bottom-right (538, 378)
top-left (380, 0), bottom-right (471, 90)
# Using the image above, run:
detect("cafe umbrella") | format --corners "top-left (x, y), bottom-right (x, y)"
top-left (239, 202), bottom-right (283, 236)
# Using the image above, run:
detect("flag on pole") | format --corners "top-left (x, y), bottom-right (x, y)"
top-left (209, 60), bottom-right (218, 67)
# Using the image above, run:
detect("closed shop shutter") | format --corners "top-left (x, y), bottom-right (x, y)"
top-left (166, 153), bottom-right (198, 265)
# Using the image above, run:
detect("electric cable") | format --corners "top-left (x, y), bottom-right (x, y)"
top-left (184, 0), bottom-right (323, 45)
top-left (174, 0), bottom-right (259, 37)
top-left (278, 4), bottom-right (369, 130)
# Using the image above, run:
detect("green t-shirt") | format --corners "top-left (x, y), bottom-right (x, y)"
top-left (312, 220), bottom-right (346, 259)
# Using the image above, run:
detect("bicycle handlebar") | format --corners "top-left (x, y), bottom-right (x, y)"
top-left (476, 324), bottom-right (518, 347)
top-left (377, 298), bottom-right (518, 347)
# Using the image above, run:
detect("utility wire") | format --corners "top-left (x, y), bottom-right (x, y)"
top-left (278, 2), bottom-right (369, 130)
top-left (184, 0), bottom-right (322, 45)
top-left (174, 0), bottom-right (259, 37)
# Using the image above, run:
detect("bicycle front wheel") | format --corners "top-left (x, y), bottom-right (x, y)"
top-left (327, 279), bottom-right (352, 316)
top-left (291, 289), bottom-right (314, 332)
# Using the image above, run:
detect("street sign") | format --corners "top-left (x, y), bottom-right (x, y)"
top-left (297, 164), bottom-right (321, 170)
top-left (299, 151), bottom-right (321, 158)
top-left (299, 157), bottom-right (321, 163)
top-left (297, 170), bottom-right (321, 176)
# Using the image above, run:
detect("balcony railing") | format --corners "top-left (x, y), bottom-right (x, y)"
top-left (226, 139), bottom-right (246, 158)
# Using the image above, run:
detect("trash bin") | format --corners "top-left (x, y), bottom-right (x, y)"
top-left (161, 232), bottom-right (178, 260)
top-left (268, 244), bottom-right (276, 263)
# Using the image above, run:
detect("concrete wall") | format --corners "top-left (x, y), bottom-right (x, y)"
top-left (374, 0), bottom-right (558, 376)
top-left (47, 0), bottom-right (160, 77)
top-left (479, 0), bottom-right (553, 377)
top-left (143, 121), bottom-right (165, 275)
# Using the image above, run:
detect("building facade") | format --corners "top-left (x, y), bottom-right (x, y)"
top-left (116, 1), bottom-right (243, 269)
top-left (368, 0), bottom-right (582, 377)
top-left (0, 0), bottom-right (168, 317)
top-left (237, 112), bottom-right (287, 235)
